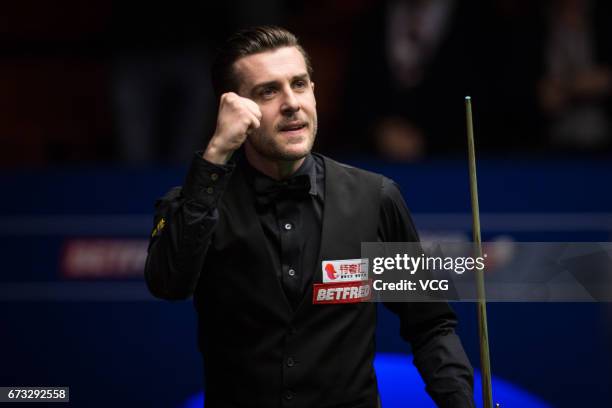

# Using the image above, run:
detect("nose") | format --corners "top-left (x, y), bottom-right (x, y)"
top-left (280, 88), bottom-right (300, 116)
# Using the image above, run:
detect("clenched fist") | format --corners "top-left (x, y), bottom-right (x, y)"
top-left (203, 92), bottom-right (262, 164)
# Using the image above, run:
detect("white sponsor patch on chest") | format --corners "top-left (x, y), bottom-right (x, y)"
top-left (321, 258), bottom-right (368, 283)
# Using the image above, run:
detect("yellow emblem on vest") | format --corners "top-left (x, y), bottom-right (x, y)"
top-left (152, 217), bottom-right (166, 237)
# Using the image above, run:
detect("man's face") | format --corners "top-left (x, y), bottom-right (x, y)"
top-left (234, 46), bottom-right (317, 162)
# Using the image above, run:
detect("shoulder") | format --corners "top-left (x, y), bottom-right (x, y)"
top-left (314, 153), bottom-right (403, 197)
top-left (315, 153), bottom-right (384, 185)
top-left (155, 186), bottom-right (184, 207)
top-left (380, 176), bottom-right (404, 203)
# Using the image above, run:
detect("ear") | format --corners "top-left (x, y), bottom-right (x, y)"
top-left (311, 82), bottom-right (316, 105)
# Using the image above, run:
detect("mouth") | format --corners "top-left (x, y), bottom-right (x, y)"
top-left (278, 122), bottom-right (308, 135)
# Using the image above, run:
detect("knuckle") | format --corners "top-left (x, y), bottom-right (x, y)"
top-left (224, 92), bottom-right (237, 103)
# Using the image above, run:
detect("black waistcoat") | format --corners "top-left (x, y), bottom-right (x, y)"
top-left (194, 155), bottom-right (383, 408)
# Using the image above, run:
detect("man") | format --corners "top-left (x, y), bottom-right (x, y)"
top-left (145, 26), bottom-right (475, 408)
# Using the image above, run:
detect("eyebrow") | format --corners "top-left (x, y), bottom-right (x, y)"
top-left (250, 73), bottom-right (310, 97)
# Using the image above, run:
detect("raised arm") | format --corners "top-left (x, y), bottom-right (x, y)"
top-left (145, 92), bottom-right (261, 299)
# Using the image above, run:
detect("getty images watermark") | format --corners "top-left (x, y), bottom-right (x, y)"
top-left (360, 242), bottom-right (612, 302)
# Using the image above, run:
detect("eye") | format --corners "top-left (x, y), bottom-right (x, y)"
top-left (260, 87), bottom-right (277, 99)
top-left (293, 80), bottom-right (307, 89)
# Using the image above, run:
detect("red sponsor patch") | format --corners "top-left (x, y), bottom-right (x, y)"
top-left (312, 280), bottom-right (372, 304)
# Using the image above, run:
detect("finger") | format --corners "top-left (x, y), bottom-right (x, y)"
top-left (248, 111), bottom-right (261, 130)
top-left (252, 104), bottom-right (262, 121)
top-left (244, 113), bottom-right (260, 136)
top-left (242, 98), bottom-right (262, 120)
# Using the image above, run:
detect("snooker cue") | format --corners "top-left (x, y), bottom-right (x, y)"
top-left (465, 96), bottom-right (494, 408)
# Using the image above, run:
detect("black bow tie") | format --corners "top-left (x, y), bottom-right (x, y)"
top-left (253, 174), bottom-right (312, 206)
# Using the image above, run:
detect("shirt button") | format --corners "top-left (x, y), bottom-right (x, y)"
top-left (210, 173), bottom-right (219, 181)
top-left (287, 357), bottom-right (295, 367)
top-left (206, 187), bottom-right (214, 194)
top-left (288, 268), bottom-right (296, 277)
top-left (284, 223), bottom-right (292, 231)
top-left (284, 390), bottom-right (294, 400)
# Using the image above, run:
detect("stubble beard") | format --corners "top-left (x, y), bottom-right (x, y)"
top-left (248, 116), bottom-right (318, 162)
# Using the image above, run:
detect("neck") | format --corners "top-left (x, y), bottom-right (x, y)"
top-left (245, 145), bottom-right (306, 180)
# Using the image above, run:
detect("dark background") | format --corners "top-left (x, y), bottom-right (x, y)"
top-left (1, 1), bottom-right (611, 407)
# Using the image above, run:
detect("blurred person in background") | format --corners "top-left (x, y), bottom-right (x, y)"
top-left (111, 1), bottom-right (287, 165)
top-left (343, 0), bottom-right (488, 161)
top-left (537, 0), bottom-right (612, 152)
top-left (110, 3), bottom-right (222, 165)
top-left (145, 26), bottom-right (475, 407)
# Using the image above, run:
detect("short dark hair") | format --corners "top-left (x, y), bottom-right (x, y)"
top-left (211, 26), bottom-right (313, 99)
